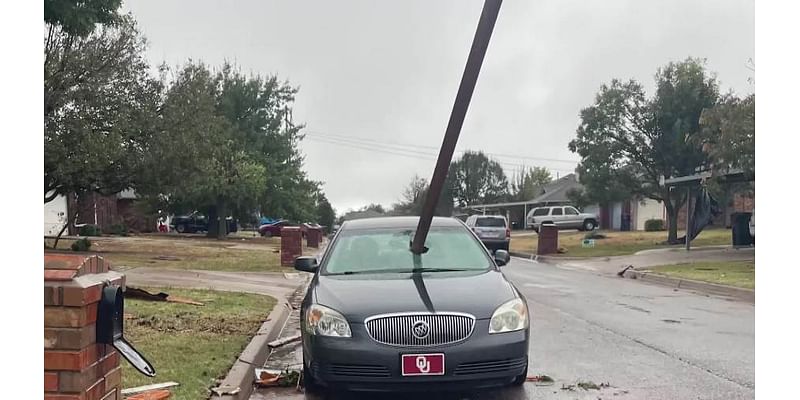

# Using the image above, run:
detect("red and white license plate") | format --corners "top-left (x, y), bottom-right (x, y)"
top-left (401, 353), bottom-right (445, 376)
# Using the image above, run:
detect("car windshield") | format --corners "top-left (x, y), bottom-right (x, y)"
top-left (323, 227), bottom-right (492, 275)
top-left (475, 217), bottom-right (505, 227)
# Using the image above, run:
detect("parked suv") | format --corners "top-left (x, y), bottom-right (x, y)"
top-left (465, 215), bottom-right (510, 252)
top-left (526, 206), bottom-right (598, 232)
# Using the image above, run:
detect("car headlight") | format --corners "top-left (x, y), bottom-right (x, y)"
top-left (489, 298), bottom-right (529, 334)
top-left (304, 304), bottom-right (351, 337)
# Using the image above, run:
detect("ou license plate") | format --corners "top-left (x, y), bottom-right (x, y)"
top-left (401, 354), bottom-right (445, 376)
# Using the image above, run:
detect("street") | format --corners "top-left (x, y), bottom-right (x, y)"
top-left (253, 257), bottom-right (754, 400)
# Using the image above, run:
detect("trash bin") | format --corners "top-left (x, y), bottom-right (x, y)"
top-left (537, 223), bottom-right (559, 255)
top-left (620, 214), bottom-right (631, 232)
top-left (731, 212), bottom-right (752, 247)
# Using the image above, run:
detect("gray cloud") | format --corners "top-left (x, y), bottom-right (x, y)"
top-left (125, 0), bottom-right (754, 213)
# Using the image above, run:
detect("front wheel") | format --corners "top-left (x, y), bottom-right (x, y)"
top-left (583, 219), bottom-right (596, 231)
top-left (175, 224), bottom-right (186, 233)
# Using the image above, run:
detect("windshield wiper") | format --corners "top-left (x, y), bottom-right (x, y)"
top-left (326, 267), bottom-right (472, 275)
top-left (411, 268), bottom-right (471, 273)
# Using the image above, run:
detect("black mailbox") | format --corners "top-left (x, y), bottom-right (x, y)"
top-left (97, 284), bottom-right (156, 377)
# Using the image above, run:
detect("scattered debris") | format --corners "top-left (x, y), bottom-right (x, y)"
top-left (153, 255), bottom-right (182, 261)
top-left (254, 368), bottom-right (302, 388)
top-left (526, 375), bottom-right (555, 386)
top-left (557, 247), bottom-right (568, 254)
top-left (126, 287), bottom-right (205, 306)
top-left (125, 389), bottom-right (172, 400)
top-left (617, 265), bottom-right (634, 277)
top-left (268, 334), bottom-right (302, 349)
top-left (210, 385), bottom-right (240, 396)
top-left (121, 382), bottom-right (179, 395)
top-left (661, 319), bottom-right (681, 324)
top-left (561, 381), bottom-right (612, 391)
top-left (578, 381), bottom-right (601, 390)
top-left (561, 383), bottom-right (576, 391)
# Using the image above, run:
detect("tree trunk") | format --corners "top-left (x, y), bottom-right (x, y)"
top-left (665, 201), bottom-right (679, 244)
top-left (216, 198), bottom-right (227, 240)
top-left (206, 206), bottom-right (218, 238)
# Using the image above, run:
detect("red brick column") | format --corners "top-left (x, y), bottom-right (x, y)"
top-left (537, 224), bottom-right (559, 255)
top-left (45, 254), bottom-right (125, 400)
top-left (306, 227), bottom-right (321, 248)
top-left (280, 227), bottom-right (303, 267)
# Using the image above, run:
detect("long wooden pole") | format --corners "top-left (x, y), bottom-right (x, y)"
top-left (411, 0), bottom-right (503, 254)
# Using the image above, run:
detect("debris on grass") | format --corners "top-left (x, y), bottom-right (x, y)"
top-left (121, 382), bottom-right (180, 395)
top-left (125, 389), bottom-right (172, 400)
top-left (617, 265), bottom-right (634, 277)
top-left (126, 287), bottom-right (204, 306)
top-left (254, 368), bottom-right (302, 388)
top-left (153, 255), bottom-right (182, 261)
top-left (210, 385), bottom-right (240, 396)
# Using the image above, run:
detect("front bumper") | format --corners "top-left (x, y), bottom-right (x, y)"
top-left (303, 321), bottom-right (529, 392)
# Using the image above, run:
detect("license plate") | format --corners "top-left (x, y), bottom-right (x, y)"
top-left (401, 353), bottom-right (445, 376)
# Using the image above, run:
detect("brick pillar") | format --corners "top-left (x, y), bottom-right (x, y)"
top-left (537, 224), bottom-right (559, 255)
top-left (280, 227), bottom-right (303, 267)
top-left (45, 253), bottom-right (125, 400)
top-left (306, 227), bottom-right (321, 248)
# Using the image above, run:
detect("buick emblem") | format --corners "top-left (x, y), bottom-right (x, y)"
top-left (412, 320), bottom-right (430, 339)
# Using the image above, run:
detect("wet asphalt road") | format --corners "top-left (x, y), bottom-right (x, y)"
top-left (252, 257), bottom-right (754, 400)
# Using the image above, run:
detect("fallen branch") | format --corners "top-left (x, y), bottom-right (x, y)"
top-left (126, 287), bottom-right (205, 306)
top-left (268, 334), bottom-right (301, 349)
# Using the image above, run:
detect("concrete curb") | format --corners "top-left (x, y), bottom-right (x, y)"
top-left (213, 297), bottom-right (293, 400)
top-left (623, 270), bottom-right (754, 303)
top-left (509, 251), bottom-right (586, 262)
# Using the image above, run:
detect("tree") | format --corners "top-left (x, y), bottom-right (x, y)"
top-left (448, 151), bottom-right (509, 207)
top-left (568, 58), bottom-right (718, 242)
top-left (510, 167), bottom-right (551, 201)
top-left (316, 194), bottom-right (336, 233)
top-left (45, 0), bottom-right (122, 37)
top-left (698, 93), bottom-right (755, 176)
top-left (44, 15), bottom-right (161, 203)
top-left (391, 175), bottom-right (453, 216)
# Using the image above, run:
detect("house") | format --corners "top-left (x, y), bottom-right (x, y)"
top-left (43, 190), bottom-right (157, 236)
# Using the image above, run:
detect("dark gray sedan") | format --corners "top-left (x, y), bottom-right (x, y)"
top-left (294, 216), bottom-right (530, 393)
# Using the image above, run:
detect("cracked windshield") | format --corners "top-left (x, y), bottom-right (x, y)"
top-left (43, 0), bottom-right (754, 399)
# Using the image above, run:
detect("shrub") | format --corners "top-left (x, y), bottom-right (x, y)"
top-left (109, 223), bottom-right (128, 236)
top-left (644, 219), bottom-right (665, 232)
top-left (70, 238), bottom-right (92, 252)
top-left (78, 224), bottom-right (102, 236)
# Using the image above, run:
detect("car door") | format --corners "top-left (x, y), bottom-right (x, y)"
top-left (550, 207), bottom-right (565, 227)
top-left (563, 206), bottom-right (581, 229)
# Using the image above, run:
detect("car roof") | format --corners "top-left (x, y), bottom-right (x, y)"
top-left (341, 216), bottom-right (463, 231)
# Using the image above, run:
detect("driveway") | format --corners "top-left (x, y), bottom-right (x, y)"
top-left (250, 257), bottom-right (754, 400)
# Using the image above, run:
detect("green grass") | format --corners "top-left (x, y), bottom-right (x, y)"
top-left (646, 260), bottom-right (755, 289)
top-left (121, 287), bottom-right (276, 399)
top-left (510, 228), bottom-right (731, 257)
top-left (45, 235), bottom-right (287, 272)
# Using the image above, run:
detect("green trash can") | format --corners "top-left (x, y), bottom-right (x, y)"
top-left (731, 212), bottom-right (752, 247)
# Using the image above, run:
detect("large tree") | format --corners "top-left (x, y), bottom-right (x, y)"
top-left (448, 151), bottom-right (509, 207)
top-left (44, 14), bottom-right (161, 203)
top-left (568, 58), bottom-right (719, 242)
top-left (316, 194), bottom-right (336, 233)
top-left (698, 93), bottom-right (755, 176)
top-left (392, 174), bottom-right (454, 216)
top-left (45, 0), bottom-right (122, 37)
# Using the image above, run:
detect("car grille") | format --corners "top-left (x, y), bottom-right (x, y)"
top-left (364, 313), bottom-right (475, 347)
top-left (319, 363), bottom-right (391, 378)
top-left (453, 357), bottom-right (528, 376)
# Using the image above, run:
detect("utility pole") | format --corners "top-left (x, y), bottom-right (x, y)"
top-left (411, 0), bottom-right (503, 254)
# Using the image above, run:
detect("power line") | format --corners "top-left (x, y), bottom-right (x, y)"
top-left (303, 129), bottom-right (579, 166)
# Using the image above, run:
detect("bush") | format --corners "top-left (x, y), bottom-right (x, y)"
top-left (78, 224), bottom-right (102, 236)
top-left (645, 219), bottom-right (665, 232)
top-left (70, 238), bottom-right (92, 252)
top-left (109, 223), bottom-right (128, 236)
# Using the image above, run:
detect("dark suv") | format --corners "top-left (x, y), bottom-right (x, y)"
top-left (171, 212), bottom-right (238, 234)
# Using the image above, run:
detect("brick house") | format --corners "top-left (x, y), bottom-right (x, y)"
top-left (45, 190), bottom-right (157, 236)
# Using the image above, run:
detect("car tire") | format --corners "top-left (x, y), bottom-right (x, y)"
top-left (583, 219), bottom-right (596, 231)
top-left (175, 224), bottom-right (186, 234)
top-left (511, 361), bottom-right (528, 386)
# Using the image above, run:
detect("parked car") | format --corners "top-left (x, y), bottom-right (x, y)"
top-left (464, 214), bottom-right (510, 252)
top-left (258, 220), bottom-right (291, 237)
top-left (171, 212), bottom-right (238, 234)
top-left (526, 206), bottom-right (598, 232)
top-left (293, 216), bottom-right (529, 392)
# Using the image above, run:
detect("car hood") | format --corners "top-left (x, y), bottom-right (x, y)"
top-left (311, 269), bottom-right (517, 322)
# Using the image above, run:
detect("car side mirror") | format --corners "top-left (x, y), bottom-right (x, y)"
top-left (294, 256), bottom-right (318, 273)
top-left (494, 249), bottom-right (510, 266)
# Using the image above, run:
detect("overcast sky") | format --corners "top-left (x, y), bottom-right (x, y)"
top-left (124, 0), bottom-right (754, 214)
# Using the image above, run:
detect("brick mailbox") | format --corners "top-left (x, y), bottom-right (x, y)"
top-left (306, 226), bottom-right (322, 248)
top-left (45, 253), bottom-right (126, 400)
top-left (280, 226), bottom-right (303, 267)
top-left (537, 223), bottom-right (559, 255)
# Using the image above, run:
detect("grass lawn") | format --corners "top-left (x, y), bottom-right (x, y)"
top-left (45, 234), bottom-right (288, 272)
top-left (121, 287), bottom-right (276, 399)
top-left (510, 228), bottom-right (731, 257)
top-left (645, 260), bottom-right (755, 289)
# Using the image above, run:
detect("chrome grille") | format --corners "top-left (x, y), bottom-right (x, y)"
top-left (364, 312), bottom-right (475, 346)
